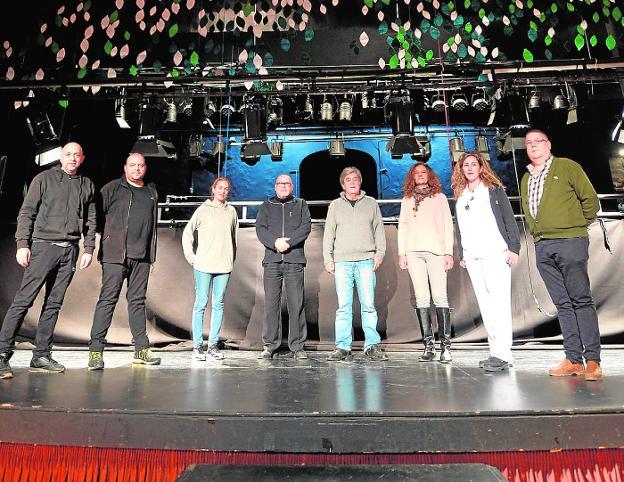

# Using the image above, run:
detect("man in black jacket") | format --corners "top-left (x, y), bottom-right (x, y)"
top-left (0, 142), bottom-right (96, 379)
top-left (87, 153), bottom-right (160, 370)
top-left (256, 174), bottom-right (311, 359)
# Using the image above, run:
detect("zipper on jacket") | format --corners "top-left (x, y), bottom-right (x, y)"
top-left (124, 188), bottom-right (133, 262)
top-left (281, 203), bottom-right (285, 261)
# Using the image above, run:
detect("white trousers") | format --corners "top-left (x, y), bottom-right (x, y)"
top-left (465, 251), bottom-right (513, 363)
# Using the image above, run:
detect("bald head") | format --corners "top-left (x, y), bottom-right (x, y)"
top-left (124, 153), bottom-right (147, 186)
top-left (60, 142), bottom-right (85, 175)
top-left (274, 174), bottom-right (293, 200)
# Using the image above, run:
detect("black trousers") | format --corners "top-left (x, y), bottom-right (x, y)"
top-left (0, 242), bottom-right (79, 358)
top-left (535, 237), bottom-right (601, 363)
top-left (89, 259), bottom-right (151, 352)
top-left (262, 262), bottom-right (307, 352)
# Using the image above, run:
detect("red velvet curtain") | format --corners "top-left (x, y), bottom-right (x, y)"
top-left (0, 444), bottom-right (622, 482)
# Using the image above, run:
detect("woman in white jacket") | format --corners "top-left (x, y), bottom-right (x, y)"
top-left (182, 177), bottom-right (238, 361)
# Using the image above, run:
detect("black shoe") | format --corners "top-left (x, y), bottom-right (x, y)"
top-left (364, 344), bottom-right (389, 362)
top-left (132, 348), bottom-right (161, 365)
top-left (327, 348), bottom-right (353, 361)
top-left (483, 357), bottom-right (510, 372)
top-left (0, 352), bottom-right (13, 379)
top-left (30, 355), bottom-right (65, 373)
top-left (87, 351), bottom-right (105, 371)
top-left (418, 345), bottom-right (436, 362)
top-left (257, 348), bottom-right (274, 360)
top-left (293, 350), bottom-right (308, 360)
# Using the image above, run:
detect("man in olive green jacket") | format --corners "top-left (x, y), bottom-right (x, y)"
top-left (521, 129), bottom-right (602, 381)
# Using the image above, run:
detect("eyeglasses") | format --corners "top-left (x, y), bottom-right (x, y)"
top-left (275, 182), bottom-right (292, 187)
top-left (525, 138), bottom-right (548, 147)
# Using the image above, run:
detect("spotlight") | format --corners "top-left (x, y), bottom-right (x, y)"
top-left (303, 94), bottom-right (314, 119)
top-left (220, 102), bottom-right (235, 117)
top-left (495, 127), bottom-right (528, 159)
top-left (320, 96), bottom-right (333, 121)
top-left (164, 100), bottom-right (177, 123)
top-left (450, 136), bottom-right (465, 164)
top-left (565, 84), bottom-right (578, 125)
top-left (212, 138), bottom-right (226, 157)
top-left (339, 97), bottom-right (352, 121)
top-left (451, 91), bottom-right (469, 111)
top-left (475, 135), bottom-right (490, 161)
top-left (528, 91), bottom-right (541, 110)
top-left (552, 92), bottom-right (568, 110)
top-left (370, 95), bottom-right (378, 109)
top-left (361, 92), bottom-right (369, 110)
top-left (115, 98), bottom-right (130, 129)
top-left (612, 109), bottom-right (624, 144)
top-left (268, 97), bottom-right (283, 127)
top-left (430, 92), bottom-right (446, 112)
top-left (507, 90), bottom-right (530, 129)
top-left (26, 112), bottom-right (62, 166)
top-left (241, 95), bottom-right (270, 157)
top-left (188, 134), bottom-right (203, 159)
top-left (385, 90), bottom-right (426, 157)
top-left (471, 90), bottom-right (491, 111)
top-left (329, 137), bottom-right (345, 157)
top-left (409, 135), bottom-right (432, 162)
top-left (270, 140), bottom-right (283, 161)
top-left (131, 102), bottom-right (177, 159)
top-left (205, 99), bottom-right (217, 118)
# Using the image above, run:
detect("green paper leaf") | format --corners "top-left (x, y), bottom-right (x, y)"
top-left (110, 10), bottom-right (119, 23)
top-left (77, 68), bottom-right (87, 79)
top-left (304, 28), bottom-right (314, 41)
top-left (153, 60), bottom-right (162, 72)
top-left (523, 48), bottom-right (534, 62)
top-left (508, 4), bottom-right (515, 14)
top-left (603, 7), bottom-right (610, 18)
top-left (171, 69), bottom-right (179, 78)
top-left (613, 7), bottom-right (622, 21)
top-left (301, 52), bottom-right (311, 65)
top-left (593, 12), bottom-right (600, 22)
top-left (606, 34), bottom-right (617, 50)
top-left (545, 48), bottom-right (552, 60)
top-left (129, 65), bottom-right (138, 76)
top-left (381, 0), bottom-right (390, 5)
top-left (550, 3), bottom-right (557, 13)
top-left (245, 61), bottom-right (256, 73)
top-left (389, 54), bottom-right (399, 69)
top-left (504, 25), bottom-right (513, 36)
top-left (243, 2), bottom-right (253, 16)
top-left (264, 52), bottom-right (273, 67)
top-left (55, 15), bottom-right (62, 28)
top-left (453, 15), bottom-right (464, 27)
top-left (51, 42), bottom-right (59, 54)
top-left (387, 36), bottom-right (394, 46)
top-left (430, 26), bottom-right (440, 40)
top-left (405, 52), bottom-right (412, 61)
top-left (397, 32), bottom-right (405, 42)
top-left (104, 40), bottom-right (113, 55)
top-left (590, 35), bottom-right (598, 47)
top-left (574, 34), bottom-right (585, 50)
top-left (124, 31), bottom-right (131, 41)
top-left (281, 38), bottom-right (290, 52)
top-left (190, 51), bottom-right (199, 65)
top-left (566, 2), bottom-right (574, 11)
top-left (545, 35), bottom-right (552, 46)
top-left (84, 0), bottom-right (91, 11)
top-left (425, 49), bottom-right (434, 60)
top-left (434, 15), bottom-right (443, 27)
top-left (168, 24), bottom-right (179, 38)
top-left (402, 41), bottom-right (410, 50)
top-left (530, 21), bottom-right (538, 31)
top-left (465, 22), bottom-right (472, 33)
top-left (457, 44), bottom-right (468, 58)
top-left (418, 56), bottom-right (426, 67)
top-left (378, 22), bottom-right (389, 35)
top-left (528, 29), bottom-right (538, 42)
top-left (364, 0), bottom-right (373, 7)
top-left (527, 0), bottom-right (533, 7)
top-left (420, 19), bottom-right (430, 32)
top-left (464, 0), bottom-right (470, 8)
top-left (478, 8), bottom-right (485, 19)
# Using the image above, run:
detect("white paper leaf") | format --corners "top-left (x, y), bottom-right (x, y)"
top-left (173, 51), bottom-right (183, 65)
top-left (107, 68), bottom-right (116, 78)
top-left (56, 48), bottom-right (66, 62)
top-left (172, 2), bottom-right (180, 13)
top-left (6, 67), bottom-right (15, 81)
top-left (79, 54), bottom-right (88, 68)
top-left (253, 54), bottom-right (263, 68)
top-left (35, 68), bottom-right (45, 80)
top-left (378, 57), bottom-right (386, 69)
top-left (359, 31), bottom-right (369, 47)
top-left (239, 50), bottom-right (248, 63)
top-left (244, 80), bottom-right (254, 90)
top-left (136, 50), bottom-right (147, 64)
top-left (92, 60), bottom-right (101, 69)
top-left (116, 0), bottom-right (124, 8)
top-left (85, 25), bottom-right (94, 39)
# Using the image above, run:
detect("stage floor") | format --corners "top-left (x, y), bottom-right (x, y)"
top-left (1, 347), bottom-right (623, 454)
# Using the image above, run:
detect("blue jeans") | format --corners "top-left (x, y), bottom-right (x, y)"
top-left (334, 259), bottom-right (381, 351)
top-left (192, 270), bottom-right (231, 348)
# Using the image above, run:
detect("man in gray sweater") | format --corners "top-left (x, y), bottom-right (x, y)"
top-left (323, 167), bottom-right (388, 362)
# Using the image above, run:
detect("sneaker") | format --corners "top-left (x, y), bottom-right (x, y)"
top-left (293, 350), bottom-right (308, 360)
top-left (133, 348), bottom-right (161, 366)
top-left (548, 358), bottom-right (584, 377)
top-left (364, 344), bottom-right (389, 362)
top-left (483, 356), bottom-right (510, 372)
top-left (478, 357), bottom-right (493, 368)
top-left (192, 346), bottom-right (206, 361)
top-left (0, 353), bottom-right (13, 379)
top-left (439, 347), bottom-right (452, 364)
top-left (87, 351), bottom-right (105, 371)
top-left (327, 348), bottom-right (353, 361)
top-left (206, 345), bottom-right (225, 361)
top-left (29, 355), bottom-right (65, 373)
top-left (584, 360), bottom-right (603, 381)
top-left (257, 348), bottom-right (274, 360)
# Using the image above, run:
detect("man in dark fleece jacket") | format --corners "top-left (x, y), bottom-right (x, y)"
top-left (0, 142), bottom-right (96, 379)
top-left (255, 174), bottom-right (311, 360)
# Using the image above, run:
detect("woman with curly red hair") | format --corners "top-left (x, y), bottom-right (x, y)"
top-left (452, 152), bottom-right (520, 372)
top-left (398, 162), bottom-right (455, 363)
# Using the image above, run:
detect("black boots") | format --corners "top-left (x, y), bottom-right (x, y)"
top-left (437, 307), bottom-right (452, 364)
top-left (417, 308), bottom-right (436, 362)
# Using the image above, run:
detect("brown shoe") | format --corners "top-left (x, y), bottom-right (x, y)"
top-left (584, 361), bottom-right (603, 381)
top-left (548, 359), bottom-right (585, 377)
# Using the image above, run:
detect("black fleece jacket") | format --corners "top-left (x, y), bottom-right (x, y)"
top-left (97, 176), bottom-right (159, 264)
top-left (16, 166), bottom-right (96, 253)
top-left (256, 196), bottom-right (311, 265)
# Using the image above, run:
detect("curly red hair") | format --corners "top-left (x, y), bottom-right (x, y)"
top-left (402, 162), bottom-right (442, 198)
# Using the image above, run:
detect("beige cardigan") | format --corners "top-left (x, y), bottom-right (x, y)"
top-left (397, 193), bottom-right (454, 257)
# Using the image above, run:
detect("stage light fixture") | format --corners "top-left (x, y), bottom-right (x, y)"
top-left (329, 137), bottom-right (345, 157)
top-left (552, 91), bottom-right (568, 111)
top-left (320, 95), bottom-right (333, 121)
top-left (339, 97), bottom-right (353, 121)
top-left (385, 90), bottom-right (425, 157)
top-left (240, 96), bottom-right (270, 158)
top-left (409, 135), bottom-right (432, 162)
top-left (188, 134), bottom-right (203, 159)
top-left (268, 97), bottom-right (283, 126)
top-left (164, 100), bottom-right (177, 123)
top-left (361, 92), bottom-right (369, 110)
top-left (450, 136), bottom-right (465, 164)
top-left (430, 92), bottom-right (446, 112)
top-left (565, 84), bottom-right (578, 125)
top-left (471, 90), bottom-right (491, 111)
top-left (212, 138), bottom-right (226, 157)
top-left (612, 109), bottom-right (624, 144)
top-left (115, 99), bottom-right (130, 129)
top-left (528, 91), bottom-right (541, 110)
top-left (270, 140), bottom-right (283, 161)
top-left (26, 112), bottom-right (62, 166)
top-left (507, 90), bottom-right (531, 129)
top-left (131, 103), bottom-right (177, 159)
top-left (475, 135), bottom-right (491, 161)
top-left (451, 91), bottom-right (469, 111)
top-left (304, 94), bottom-right (314, 119)
top-left (495, 127), bottom-right (528, 159)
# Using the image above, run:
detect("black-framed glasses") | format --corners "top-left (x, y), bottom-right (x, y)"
top-left (525, 139), bottom-right (548, 147)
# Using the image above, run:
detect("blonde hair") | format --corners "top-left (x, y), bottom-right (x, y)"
top-left (451, 152), bottom-right (503, 198)
top-left (211, 176), bottom-right (232, 200)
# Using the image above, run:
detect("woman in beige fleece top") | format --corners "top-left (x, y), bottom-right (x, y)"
top-left (182, 177), bottom-right (238, 362)
top-left (398, 163), bottom-right (455, 363)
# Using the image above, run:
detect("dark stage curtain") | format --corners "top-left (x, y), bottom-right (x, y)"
top-left (0, 220), bottom-right (622, 349)
top-left (0, 443), bottom-right (623, 482)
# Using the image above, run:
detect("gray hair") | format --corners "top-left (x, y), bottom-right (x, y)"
top-left (339, 166), bottom-right (362, 187)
